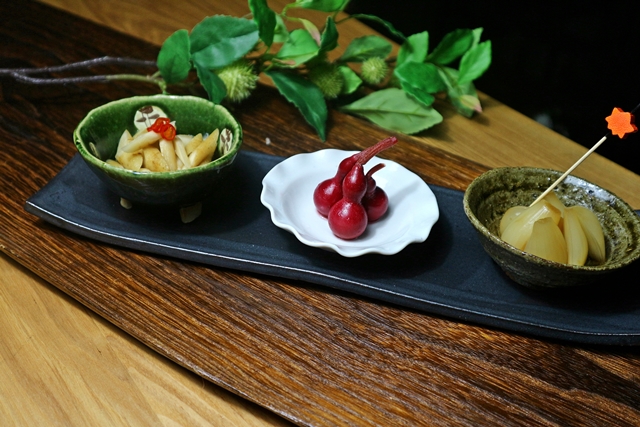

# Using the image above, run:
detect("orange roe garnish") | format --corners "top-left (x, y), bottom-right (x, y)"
top-left (605, 107), bottom-right (637, 139)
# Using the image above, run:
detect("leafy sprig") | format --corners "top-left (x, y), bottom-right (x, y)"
top-left (1, 0), bottom-right (491, 140)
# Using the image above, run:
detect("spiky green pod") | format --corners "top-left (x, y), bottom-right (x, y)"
top-left (215, 59), bottom-right (259, 103)
top-left (308, 62), bottom-right (344, 99)
top-left (361, 57), bottom-right (388, 85)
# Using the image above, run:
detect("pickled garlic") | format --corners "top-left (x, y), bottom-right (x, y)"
top-left (499, 193), bottom-right (606, 266)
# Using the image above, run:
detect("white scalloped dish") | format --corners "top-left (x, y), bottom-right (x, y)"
top-left (260, 149), bottom-right (439, 257)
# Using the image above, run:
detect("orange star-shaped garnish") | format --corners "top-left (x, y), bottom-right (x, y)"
top-left (605, 107), bottom-right (637, 138)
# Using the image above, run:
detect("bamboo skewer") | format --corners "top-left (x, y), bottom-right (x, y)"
top-left (530, 135), bottom-right (608, 206)
top-left (531, 103), bottom-right (639, 207)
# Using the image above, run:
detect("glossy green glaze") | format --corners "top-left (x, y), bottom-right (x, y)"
top-left (74, 95), bottom-right (242, 206)
top-left (463, 167), bottom-right (640, 288)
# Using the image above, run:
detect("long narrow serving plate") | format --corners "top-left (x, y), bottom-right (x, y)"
top-left (25, 150), bottom-right (640, 345)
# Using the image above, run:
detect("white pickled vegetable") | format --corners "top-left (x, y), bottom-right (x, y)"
top-left (543, 191), bottom-right (566, 215)
top-left (498, 191), bottom-right (606, 266)
top-left (571, 205), bottom-right (606, 263)
top-left (499, 205), bottom-right (527, 235)
top-left (524, 217), bottom-right (568, 264)
top-left (563, 207), bottom-right (588, 266)
top-left (501, 200), bottom-right (562, 250)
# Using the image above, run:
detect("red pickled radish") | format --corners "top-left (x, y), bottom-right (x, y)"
top-left (313, 136), bottom-right (397, 216)
top-left (362, 163), bottom-right (388, 222)
top-left (328, 163), bottom-right (368, 240)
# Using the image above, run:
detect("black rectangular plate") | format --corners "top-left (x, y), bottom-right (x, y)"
top-left (25, 151), bottom-right (640, 345)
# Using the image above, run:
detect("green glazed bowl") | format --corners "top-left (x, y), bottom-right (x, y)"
top-left (73, 95), bottom-right (242, 207)
top-left (463, 167), bottom-right (640, 288)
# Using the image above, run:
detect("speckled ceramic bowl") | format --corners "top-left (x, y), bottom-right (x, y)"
top-left (463, 167), bottom-right (640, 288)
top-left (73, 95), bottom-right (242, 207)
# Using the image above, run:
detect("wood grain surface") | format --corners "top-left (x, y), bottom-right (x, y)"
top-left (2, 1), bottom-right (640, 426)
top-left (0, 256), bottom-right (291, 426)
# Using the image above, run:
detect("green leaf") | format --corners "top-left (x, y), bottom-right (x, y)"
top-left (157, 29), bottom-right (191, 84)
top-left (395, 61), bottom-right (446, 93)
top-left (338, 65), bottom-right (362, 95)
top-left (249, 0), bottom-right (276, 47)
top-left (300, 18), bottom-right (321, 45)
top-left (402, 89), bottom-right (434, 107)
top-left (437, 66), bottom-right (456, 90)
top-left (266, 69), bottom-right (328, 140)
top-left (340, 88), bottom-right (443, 134)
top-left (275, 29), bottom-right (320, 65)
top-left (394, 61), bottom-right (445, 106)
top-left (457, 40), bottom-right (491, 85)
top-left (273, 14), bottom-right (289, 44)
top-left (459, 94), bottom-right (482, 112)
top-left (190, 16), bottom-right (259, 69)
top-left (319, 17), bottom-right (339, 53)
top-left (397, 31), bottom-right (428, 66)
top-left (340, 35), bottom-right (392, 63)
top-left (427, 28), bottom-right (473, 65)
top-left (349, 14), bottom-right (406, 42)
top-left (471, 27), bottom-right (484, 48)
top-left (437, 66), bottom-right (479, 118)
top-left (194, 62), bottom-right (227, 103)
top-left (294, 0), bottom-right (349, 12)
top-left (449, 84), bottom-right (479, 118)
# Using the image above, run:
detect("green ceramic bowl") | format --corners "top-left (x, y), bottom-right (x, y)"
top-left (463, 167), bottom-right (640, 288)
top-left (73, 95), bottom-right (242, 207)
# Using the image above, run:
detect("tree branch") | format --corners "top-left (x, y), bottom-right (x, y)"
top-left (0, 56), bottom-right (156, 75)
top-left (6, 72), bottom-right (162, 86)
top-left (0, 56), bottom-right (162, 89)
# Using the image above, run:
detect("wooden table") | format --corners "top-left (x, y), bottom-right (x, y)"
top-left (2, 1), bottom-right (640, 426)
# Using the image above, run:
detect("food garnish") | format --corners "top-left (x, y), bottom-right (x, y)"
top-left (606, 107), bottom-right (637, 139)
top-left (147, 117), bottom-right (177, 141)
top-left (532, 105), bottom-right (638, 205)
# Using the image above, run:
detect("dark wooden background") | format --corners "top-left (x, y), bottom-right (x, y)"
top-left (2, 2), bottom-right (640, 426)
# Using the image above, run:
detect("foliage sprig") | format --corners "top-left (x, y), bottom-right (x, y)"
top-left (2, 0), bottom-right (491, 141)
top-left (160, 0), bottom-right (492, 139)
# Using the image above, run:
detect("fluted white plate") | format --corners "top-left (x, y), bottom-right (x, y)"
top-left (260, 149), bottom-right (439, 257)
